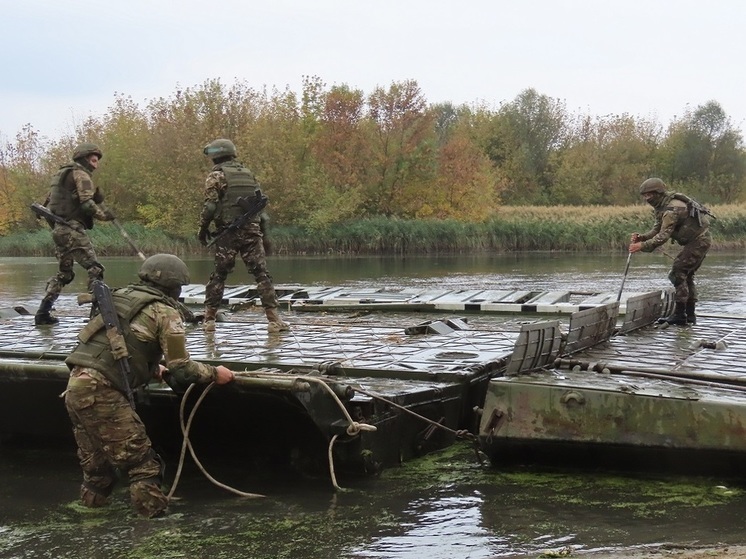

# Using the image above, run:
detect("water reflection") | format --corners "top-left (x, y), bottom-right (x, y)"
top-left (352, 491), bottom-right (493, 559)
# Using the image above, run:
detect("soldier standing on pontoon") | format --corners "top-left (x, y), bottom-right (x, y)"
top-left (197, 138), bottom-right (290, 334)
top-left (629, 178), bottom-right (713, 326)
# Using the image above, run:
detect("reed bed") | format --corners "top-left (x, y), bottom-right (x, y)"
top-left (2, 204), bottom-right (744, 256)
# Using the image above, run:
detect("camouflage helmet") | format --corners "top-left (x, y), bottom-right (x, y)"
top-left (72, 142), bottom-right (103, 161)
top-left (639, 178), bottom-right (666, 195)
top-left (203, 138), bottom-right (237, 159)
top-left (138, 254), bottom-right (190, 288)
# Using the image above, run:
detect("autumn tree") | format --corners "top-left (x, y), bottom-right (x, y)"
top-left (551, 114), bottom-right (661, 205)
top-left (365, 80), bottom-right (436, 217)
top-left (0, 125), bottom-right (48, 232)
top-left (423, 104), bottom-right (499, 219)
top-left (486, 88), bottom-right (569, 204)
top-left (657, 101), bottom-right (746, 202)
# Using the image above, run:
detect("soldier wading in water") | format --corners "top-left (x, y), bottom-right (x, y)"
top-left (63, 254), bottom-right (235, 518)
top-left (197, 138), bottom-right (289, 334)
top-left (629, 177), bottom-right (713, 326)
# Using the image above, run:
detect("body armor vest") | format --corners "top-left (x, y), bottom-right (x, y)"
top-left (48, 163), bottom-right (94, 228)
top-left (215, 161), bottom-right (261, 226)
top-left (65, 285), bottom-right (174, 394)
top-left (655, 192), bottom-right (711, 245)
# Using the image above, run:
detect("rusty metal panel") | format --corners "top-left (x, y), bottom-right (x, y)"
top-left (564, 303), bottom-right (618, 354)
top-left (479, 370), bottom-right (746, 452)
top-left (619, 291), bottom-right (664, 334)
top-left (506, 321), bottom-right (562, 374)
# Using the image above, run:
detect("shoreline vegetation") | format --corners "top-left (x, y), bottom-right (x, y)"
top-left (2, 204), bottom-right (745, 258)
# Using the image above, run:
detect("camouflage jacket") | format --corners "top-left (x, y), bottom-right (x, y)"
top-left (638, 192), bottom-right (711, 251)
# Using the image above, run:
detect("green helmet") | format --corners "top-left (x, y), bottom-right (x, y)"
top-left (203, 138), bottom-right (237, 159)
top-left (72, 142), bottom-right (103, 161)
top-left (639, 178), bottom-right (666, 195)
top-left (138, 254), bottom-right (190, 288)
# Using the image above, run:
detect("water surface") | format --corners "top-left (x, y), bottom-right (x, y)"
top-left (1, 252), bottom-right (745, 559)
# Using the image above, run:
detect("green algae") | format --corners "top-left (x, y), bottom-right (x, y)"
top-left (3, 443), bottom-right (746, 559)
top-left (380, 443), bottom-right (743, 519)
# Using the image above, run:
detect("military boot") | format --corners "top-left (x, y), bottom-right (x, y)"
top-left (34, 296), bottom-right (59, 326)
top-left (265, 307), bottom-right (290, 334)
top-left (685, 301), bottom-right (697, 324)
top-left (657, 302), bottom-right (688, 326)
top-left (203, 306), bottom-right (218, 333)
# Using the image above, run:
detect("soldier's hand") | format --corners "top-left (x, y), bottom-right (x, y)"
top-left (214, 365), bottom-right (235, 385)
top-left (262, 236), bottom-right (272, 256)
top-left (630, 233), bottom-right (640, 243)
top-left (198, 226), bottom-right (212, 246)
top-left (629, 242), bottom-right (643, 254)
top-left (102, 208), bottom-right (116, 221)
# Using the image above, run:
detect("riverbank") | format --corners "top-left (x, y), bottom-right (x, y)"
top-left (2, 204), bottom-right (745, 256)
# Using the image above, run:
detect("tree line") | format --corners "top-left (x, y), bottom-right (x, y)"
top-left (1, 77), bottom-right (745, 239)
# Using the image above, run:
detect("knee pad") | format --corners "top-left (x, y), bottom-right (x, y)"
top-left (55, 269), bottom-right (75, 287)
top-left (87, 262), bottom-right (105, 280)
top-left (130, 480), bottom-right (168, 518)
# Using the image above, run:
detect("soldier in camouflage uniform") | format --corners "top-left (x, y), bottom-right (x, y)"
top-left (64, 254), bottom-right (236, 518)
top-left (629, 178), bottom-right (712, 325)
top-left (35, 143), bottom-right (115, 326)
top-left (198, 138), bottom-right (289, 334)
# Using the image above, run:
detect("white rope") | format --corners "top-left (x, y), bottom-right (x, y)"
top-left (168, 382), bottom-right (265, 500)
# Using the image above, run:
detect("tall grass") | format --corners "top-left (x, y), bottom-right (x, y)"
top-left (0, 222), bottom-right (200, 257)
top-left (2, 204), bottom-right (745, 256)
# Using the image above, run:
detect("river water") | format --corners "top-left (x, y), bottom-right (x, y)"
top-left (1, 251), bottom-right (745, 559)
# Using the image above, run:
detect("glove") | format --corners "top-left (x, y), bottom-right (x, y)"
top-left (198, 225), bottom-right (212, 246)
top-left (102, 208), bottom-right (116, 221)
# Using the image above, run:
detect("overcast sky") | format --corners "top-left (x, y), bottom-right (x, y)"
top-left (1, 0), bottom-right (744, 141)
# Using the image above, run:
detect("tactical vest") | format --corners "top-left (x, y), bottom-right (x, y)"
top-left (215, 161), bottom-right (261, 226)
top-left (65, 285), bottom-right (175, 394)
top-left (47, 163), bottom-right (93, 228)
top-left (656, 192), bottom-right (711, 245)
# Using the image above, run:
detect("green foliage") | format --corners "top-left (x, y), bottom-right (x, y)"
top-left (1, 79), bottom-right (746, 242)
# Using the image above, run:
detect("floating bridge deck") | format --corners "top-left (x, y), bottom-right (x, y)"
top-left (180, 283), bottom-right (671, 315)
top-left (1, 283), bottom-right (745, 476)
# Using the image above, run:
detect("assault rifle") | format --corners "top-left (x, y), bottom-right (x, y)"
top-left (206, 189), bottom-right (269, 248)
top-left (91, 280), bottom-right (136, 409)
top-left (30, 202), bottom-right (71, 228)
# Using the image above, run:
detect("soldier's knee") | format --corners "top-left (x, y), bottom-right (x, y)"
top-left (86, 262), bottom-right (105, 280)
top-left (55, 269), bottom-right (75, 287)
top-left (130, 479), bottom-right (168, 518)
top-left (80, 480), bottom-right (115, 508)
top-left (668, 270), bottom-right (684, 285)
top-left (256, 272), bottom-right (273, 286)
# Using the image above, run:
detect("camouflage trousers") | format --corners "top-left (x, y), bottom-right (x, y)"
top-left (204, 226), bottom-right (279, 310)
top-left (64, 368), bottom-right (168, 518)
top-left (669, 234), bottom-right (711, 304)
top-left (44, 224), bottom-right (104, 301)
